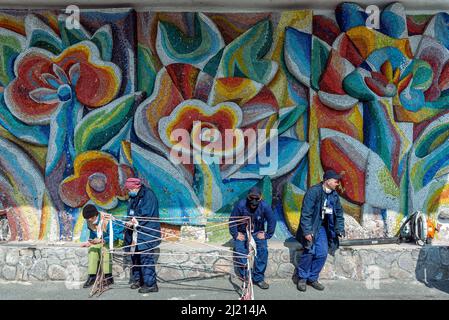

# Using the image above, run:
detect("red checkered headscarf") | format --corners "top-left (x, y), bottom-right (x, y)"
top-left (124, 177), bottom-right (142, 190)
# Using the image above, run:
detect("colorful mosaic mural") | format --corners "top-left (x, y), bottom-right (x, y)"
top-left (0, 3), bottom-right (448, 242)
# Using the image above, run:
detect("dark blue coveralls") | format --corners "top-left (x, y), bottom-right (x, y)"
top-left (124, 185), bottom-right (161, 287)
top-left (229, 199), bottom-right (276, 283)
top-left (295, 183), bottom-right (345, 282)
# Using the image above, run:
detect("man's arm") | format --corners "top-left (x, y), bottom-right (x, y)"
top-left (334, 195), bottom-right (345, 237)
top-left (135, 193), bottom-right (159, 233)
top-left (264, 203), bottom-right (277, 239)
top-left (299, 187), bottom-right (318, 237)
top-left (229, 204), bottom-right (241, 240)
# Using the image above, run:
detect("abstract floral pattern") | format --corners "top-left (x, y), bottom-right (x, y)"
top-left (0, 3), bottom-right (448, 242)
top-left (59, 150), bottom-right (134, 209)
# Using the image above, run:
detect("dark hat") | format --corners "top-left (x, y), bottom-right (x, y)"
top-left (248, 186), bottom-right (262, 197)
top-left (323, 170), bottom-right (341, 181)
top-left (82, 204), bottom-right (99, 219)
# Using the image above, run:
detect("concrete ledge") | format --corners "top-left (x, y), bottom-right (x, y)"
top-left (1, 241), bottom-right (448, 282)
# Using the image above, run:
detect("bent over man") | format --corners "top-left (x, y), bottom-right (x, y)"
top-left (229, 187), bottom-right (276, 289)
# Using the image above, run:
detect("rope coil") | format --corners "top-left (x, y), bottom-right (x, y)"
top-left (87, 215), bottom-right (256, 299)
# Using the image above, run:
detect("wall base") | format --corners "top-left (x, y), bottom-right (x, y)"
top-left (0, 241), bottom-right (448, 283)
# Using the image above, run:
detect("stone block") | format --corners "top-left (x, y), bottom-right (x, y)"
top-left (180, 226), bottom-right (207, 242)
top-left (213, 261), bottom-right (232, 276)
top-left (320, 262), bottom-right (337, 280)
top-left (375, 251), bottom-right (398, 268)
top-left (48, 264), bottom-right (67, 280)
top-left (29, 260), bottom-right (48, 281)
top-left (2, 265), bottom-right (16, 280)
top-left (5, 249), bottom-right (19, 265)
top-left (65, 250), bottom-right (78, 260)
top-left (79, 256), bottom-right (88, 267)
top-left (0, 246), bottom-right (5, 263)
top-left (264, 261), bottom-right (278, 278)
top-left (277, 262), bottom-right (295, 278)
top-left (158, 265), bottom-right (185, 281)
top-left (390, 266), bottom-right (413, 280)
top-left (398, 252), bottom-right (416, 273)
top-left (75, 248), bottom-right (86, 257)
top-left (358, 249), bottom-right (377, 265)
top-left (19, 249), bottom-right (34, 257)
top-left (279, 250), bottom-right (292, 264)
top-left (339, 257), bottom-right (359, 279)
top-left (18, 255), bottom-right (33, 269)
top-left (16, 264), bottom-right (29, 281)
top-left (199, 252), bottom-right (220, 267)
top-left (362, 265), bottom-right (389, 280)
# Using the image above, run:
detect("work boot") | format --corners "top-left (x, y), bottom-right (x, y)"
top-left (104, 273), bottom-right (114, 286)
top-left (83, 275), bottom-right (96, 288)
top-left (297, 279), bottom-right (307, 292)
top-left (292, 273), bottom-right (299, 285)
top-left (254, 281), bottom-right (270, 289)
top-left (130, 280), bottom-right (141, 289)
top-left (307, 280), bottom-right (325, 291)
top-left (138, 284), bottom-right (159, 293)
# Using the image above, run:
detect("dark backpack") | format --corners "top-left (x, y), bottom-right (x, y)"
top-left (397, 211), bottom-right (428, 246)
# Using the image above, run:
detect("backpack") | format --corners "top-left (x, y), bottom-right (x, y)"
top-left (397, 211), bottom-right (428, 246)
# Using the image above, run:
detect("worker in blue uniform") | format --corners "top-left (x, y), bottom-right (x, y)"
top-left (229, 187), bottom-right (277, 289)
top-left (124, 177), bottom-right (161, 293)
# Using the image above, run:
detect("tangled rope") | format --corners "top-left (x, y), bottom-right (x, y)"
top-left (87, 215), bottom-right (256, 300)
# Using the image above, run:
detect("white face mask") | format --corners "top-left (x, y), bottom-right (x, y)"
top-left (323, 185), bottom-right (332, 194)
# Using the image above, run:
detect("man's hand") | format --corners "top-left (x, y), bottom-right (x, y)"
top-left (126, 217), bottom-right (138, 228)
top-left (256, 231), bottom-right (265, 240)
top-left (236, 232), bottom-right (245, 241)
top-left (90, 238), bottom-right (103, 245)
top-left (337, 231), bottom-right (346, 238)
top-left (305, 234), bottom-right (313, 242)
top-left (81, 242), bottom-right (92, 248)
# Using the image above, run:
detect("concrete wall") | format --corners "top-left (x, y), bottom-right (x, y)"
top-left (0, 1), bottom-right (449, 242)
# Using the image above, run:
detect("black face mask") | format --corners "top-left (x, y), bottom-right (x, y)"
top-left (247, 197), bottom-right (261, 209)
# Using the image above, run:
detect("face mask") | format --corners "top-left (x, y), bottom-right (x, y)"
top-left (247, 196), bottom-right (261, 207)
top-left (128, 191), bottom-right (138, 197)
top-left (91, 214), bottom-right (100, 225)
top-left (323, 186), bottom-right (332, 194)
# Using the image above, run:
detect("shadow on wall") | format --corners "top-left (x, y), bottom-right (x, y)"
top-left (415, 245), bottom-right (449, 294)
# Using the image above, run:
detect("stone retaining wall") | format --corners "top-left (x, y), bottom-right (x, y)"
top-left (1, 241), bottom-right (448, 283)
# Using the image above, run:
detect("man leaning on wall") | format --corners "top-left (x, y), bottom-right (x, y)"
top-left (295, 170), bottom-right (346, 292)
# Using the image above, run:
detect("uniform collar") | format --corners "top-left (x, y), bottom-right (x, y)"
top-left (321, 182), bottom-right (334, 195)
top-left (134, 186), bottom-right (145, 199)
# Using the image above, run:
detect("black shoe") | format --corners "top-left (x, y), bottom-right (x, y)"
top-left (130, 281), bottom-right (141, 289)
top-left (297, 279), bottom-right (307, 292)
top-left (138, 284), bottom-right (159, 293)
top-left (83, 275), bottom-right (96, 288)
top-left (292, 273), bottom-right (299, 285)
top-left (307, 280), bottom-right (325, 291)
top-left (104, 274), bottom-right (114, 286)
top-left (254, 281), bottom-right (269, 289)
